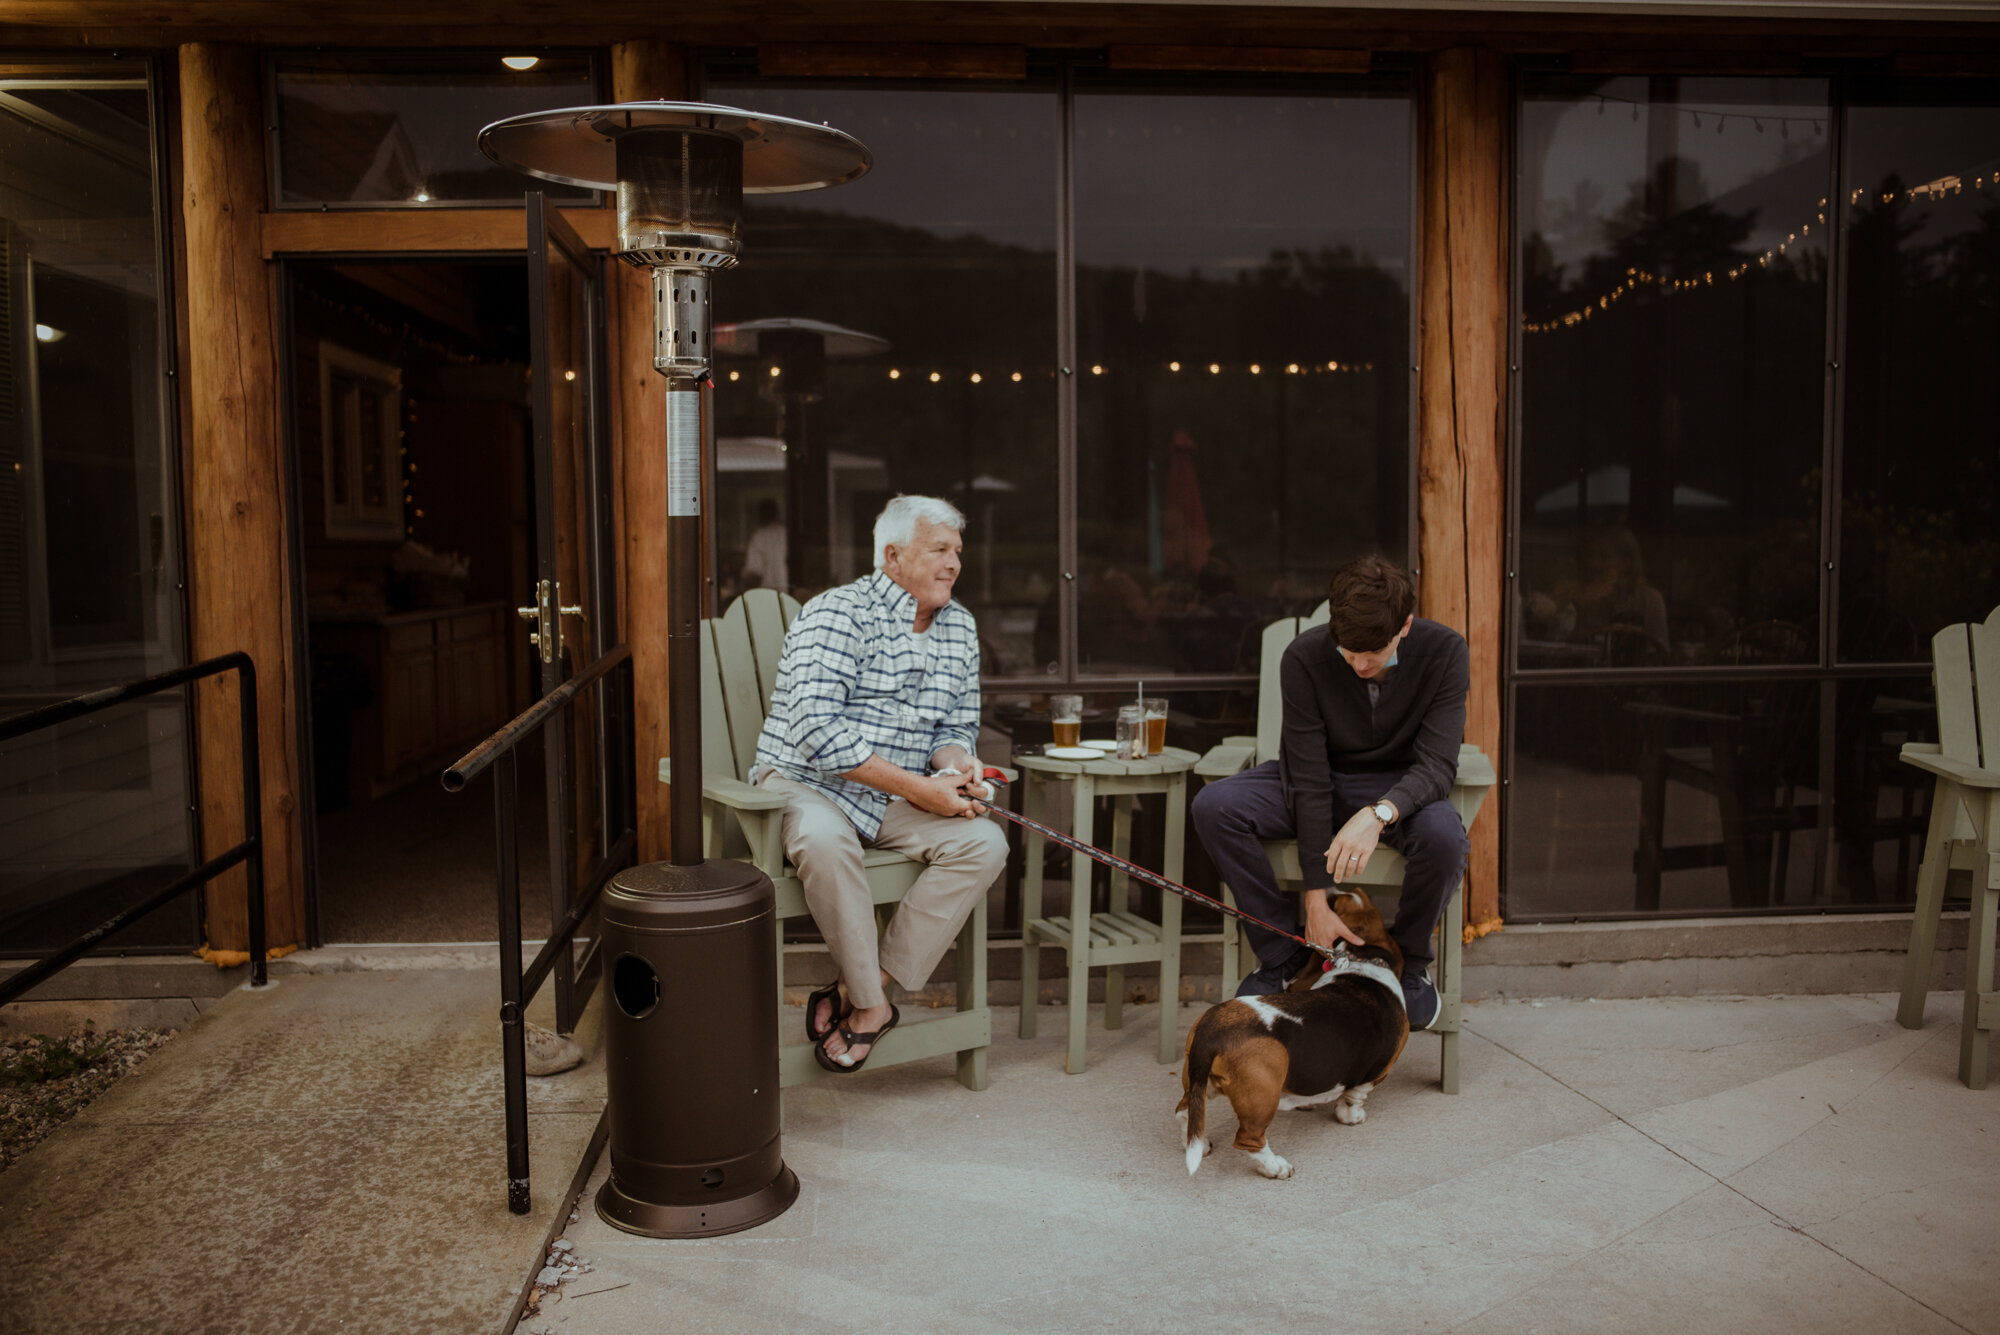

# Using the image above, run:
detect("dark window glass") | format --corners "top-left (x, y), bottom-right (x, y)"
top-left (0, 69), bottom-right (196, 954)
top-left (1518, 77), bottom-right (1831, 670)
top-left (1838, 84), bottom-right (2000, 662)
top-left (272, 51), bottom-right (598, 208)
top-left (1830, 673), bottom-right (1936, 905)
top-left (1510, 679), bottom-right (1824, 917)
top-left (703, 82), bottom-right (1059, 679)
top-left (1073, 84), bottom-right (1412, 678)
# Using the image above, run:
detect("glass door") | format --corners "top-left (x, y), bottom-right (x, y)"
top-left (525, 191), bottom-right (623, 1026)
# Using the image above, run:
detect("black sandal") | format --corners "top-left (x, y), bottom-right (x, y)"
top-left (806, 982), bottom-right (850, 1043)
top-left (813, 1004), bottom-right (900, 1074)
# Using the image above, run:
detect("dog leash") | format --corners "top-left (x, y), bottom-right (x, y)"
top-left (958, 768), bottom-right (1343, 965)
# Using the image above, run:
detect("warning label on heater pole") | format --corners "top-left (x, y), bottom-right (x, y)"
top-left (668, 392), bottom-right (701, 517)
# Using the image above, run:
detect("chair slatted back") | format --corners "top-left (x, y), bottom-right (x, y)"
top-left (1927, 604), bottom-right (2000, 843)
top-left (1254, 601), bottom-right (1331, 766)
top-left (703, 589), bottom-right (803, 783)
top-left (1976, 605), bottom-right (2000, 771)
top-left (1935, 622), bottom-right (1979, 768)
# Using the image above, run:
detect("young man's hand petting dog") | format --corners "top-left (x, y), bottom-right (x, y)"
top-left (1175, 888), bottom-right (1410, 1180)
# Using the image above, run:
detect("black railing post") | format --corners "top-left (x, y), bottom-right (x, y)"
top-left (494, 747), bottom-right (532, 1216)
top-left (0, 653), bottom-right (274, 1008)
top-left (236, 655), bottom-right (269, 989)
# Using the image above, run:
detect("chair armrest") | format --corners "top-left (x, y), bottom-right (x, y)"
top-left (1452, 745), bottom-right (1498, 790)
top-left (1899, 744), bottom-right (2000, 790)
top-left (658, 758), bottom-right (789, 810)
top-left (1195, 742), bottom-right (1258, 778)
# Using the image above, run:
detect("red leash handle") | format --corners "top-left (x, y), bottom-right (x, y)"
top-left (970, 768), bottom-right (1337, 962)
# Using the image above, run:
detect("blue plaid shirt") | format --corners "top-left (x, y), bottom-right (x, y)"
top-left (752, 572), bottom-right (982, 839)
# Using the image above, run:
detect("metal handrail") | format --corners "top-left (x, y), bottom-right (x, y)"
top-left (0, 652), bottom-right (269, 1004)
top-left (443, 641), bottom-right (635, 1214)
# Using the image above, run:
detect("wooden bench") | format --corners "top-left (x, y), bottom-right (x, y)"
top-left (1194, 603), bottom-right (1497, 1094)
top-left (658, 588), bottom-right (993, 1090)
top-left (1894, 603), bottom-right (2000, 1089)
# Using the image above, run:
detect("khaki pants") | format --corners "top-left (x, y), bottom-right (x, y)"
top-left (759, 775), bottom-right (1008, 1009)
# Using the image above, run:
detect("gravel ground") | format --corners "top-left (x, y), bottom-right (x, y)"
top-left (0, 1026), bottom-right (178, 1173)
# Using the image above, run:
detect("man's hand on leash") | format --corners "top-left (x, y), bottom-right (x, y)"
top-left (910, 770), bottom-right (980, 818)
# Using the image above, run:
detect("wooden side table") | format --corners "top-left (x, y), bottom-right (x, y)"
top-left (1016, 745), bottom-right (1198, 1073)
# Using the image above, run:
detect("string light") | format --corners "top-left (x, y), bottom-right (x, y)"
top-left (1525, 160), bottom-right (1996, 334)
top-left (727, 369), bottom-right (739, 381)
top-left (865, 360), bottom-right (1380, 382)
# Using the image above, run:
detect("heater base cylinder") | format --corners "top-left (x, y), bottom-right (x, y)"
top-left (597, 1163), bottom-right (800, 1240)
top-left (595, 858), bottom-right (796, 1240)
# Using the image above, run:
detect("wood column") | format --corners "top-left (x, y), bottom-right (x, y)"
top-left (1418, 46), bottom-right (1508, 939)
top-left (611, 40), bottom-right (689, 864)
top-left (179, 43), bottom-right (305, 953)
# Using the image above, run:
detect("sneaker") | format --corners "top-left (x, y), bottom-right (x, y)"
top-left (522, 1021), bottom-right (584, 1076)
top-left (1236, 944), bottom-right (1316, 998)
top-left (1401, 969), bottom-right (1440, 1031)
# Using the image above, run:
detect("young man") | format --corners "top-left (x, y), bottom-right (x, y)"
top-left (751, 495), bottom-right (1005, 1072)
top-left (1191, 554), bottom-right (1470, 1029)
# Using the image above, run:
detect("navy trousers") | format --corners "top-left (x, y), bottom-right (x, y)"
top-left (1191, 759), bottom-right (1468, 976)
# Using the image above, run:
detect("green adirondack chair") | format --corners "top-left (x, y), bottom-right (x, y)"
top-left (657, 587), bottom-right (994, 1090)
top-left (1894, 603), bottom-right (2000, 1089)
top-left (1193, 602), bottom-right (1497, 1094)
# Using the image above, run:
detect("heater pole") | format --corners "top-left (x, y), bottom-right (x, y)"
top-left (665, 378), bottom-right (705, 868)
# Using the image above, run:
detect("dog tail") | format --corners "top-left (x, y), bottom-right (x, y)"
top-left (1182, 1024), bottom-right (1217, 1176)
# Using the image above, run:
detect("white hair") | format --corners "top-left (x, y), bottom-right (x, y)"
top-left (873, 495), bottom-right (965, 571)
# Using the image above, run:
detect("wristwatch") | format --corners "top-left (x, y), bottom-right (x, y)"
top-left (1370, 800), bottom-right (1396, 826)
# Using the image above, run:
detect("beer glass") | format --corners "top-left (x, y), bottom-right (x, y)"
top-left (1143, 698), bottom-right (1168, 754)
top-left (1051, 694), bottom-right (1083, 749)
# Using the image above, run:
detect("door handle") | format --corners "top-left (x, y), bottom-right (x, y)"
top-left (519, 580), bottom-right (585, 666)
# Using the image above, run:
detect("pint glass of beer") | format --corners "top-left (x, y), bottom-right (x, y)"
top-left (1051, 695), bottom-right (1083, 749)
top-left (1143, 698), bottom-right (1168, 754)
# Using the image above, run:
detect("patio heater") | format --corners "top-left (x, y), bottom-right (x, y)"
top-left (478, 103), bottom-right (870, 1238)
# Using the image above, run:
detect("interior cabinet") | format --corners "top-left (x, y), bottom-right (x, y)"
top-left (312, 602), bottom-right (511, 806)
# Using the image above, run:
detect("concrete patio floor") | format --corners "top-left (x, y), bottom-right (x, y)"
top-left (539, 992), bottom-right (1999, 1335)
top-left (1, 969), bottom-right (1996, 1335)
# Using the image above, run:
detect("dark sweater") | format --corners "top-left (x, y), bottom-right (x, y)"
top-left (1278, 617), bottom-right (1470, 890)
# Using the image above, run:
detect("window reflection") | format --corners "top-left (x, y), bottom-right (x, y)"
top-left (1073, 84), bottom-right (1412, 678)
top-left (1511, 679), bottom-right (1825, 916)
top-left (1838, 85), bottom-right (2000, 662)
top-left (272, 52), bottom-right (598, 207)
top-left (704, 82), bottom-right (1059, 678)
top-left (0, 69), bottom-right (196, 951)
top-left (1518, 77), bottom-right (1830, 670)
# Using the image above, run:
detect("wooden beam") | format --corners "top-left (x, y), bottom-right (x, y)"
top-left (759, 42), bottom-right (1028, 79)
top-left (261, 206), bottom-right (615, 257)
top-left (180, 42), bottom-right (306, 953)
top-left (1108, 45), bottom-right (1372, 74)
top-left (611, 38), bottom-right (683, 866)
top-left (1417, 46), bottom-right (1508, 939)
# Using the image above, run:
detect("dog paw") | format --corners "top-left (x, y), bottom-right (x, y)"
top-left (1334, 1103), bottom-right (1366, 1126)
top-left (1248, 1147), bottom-right (1293, 1179)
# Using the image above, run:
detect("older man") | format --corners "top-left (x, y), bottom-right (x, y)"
top-left (751, 495), bottom-right (1006, 1073)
